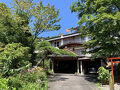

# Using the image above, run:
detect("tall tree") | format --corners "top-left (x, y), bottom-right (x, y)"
top-left (71, 0), bottom-right (120, 58)
top-left (0, 0), bottom-right (61, 64)
top-left (12, 0), bottom-right (61, 43)
top-left (0, 3), bottom-right (32, 47)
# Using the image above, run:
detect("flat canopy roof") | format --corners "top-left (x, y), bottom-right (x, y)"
top-left (48, 55), bottom-right (84, 58)
top-left (48, 55), bottom-right (91, 61)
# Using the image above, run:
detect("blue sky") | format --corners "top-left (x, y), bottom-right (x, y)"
top-left (0, 0), bottom-right (79, 37)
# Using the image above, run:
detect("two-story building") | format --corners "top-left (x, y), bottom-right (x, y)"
top-left (47, 33), bottom-right (101, 74)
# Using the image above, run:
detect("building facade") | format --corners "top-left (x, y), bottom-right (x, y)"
top-left (47, 33), bottom-right (101, 74)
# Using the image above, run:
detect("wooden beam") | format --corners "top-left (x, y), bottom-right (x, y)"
top-left (107, 57), bottom-right (120, 60)
top-left (52, 60), bottom-right (54, 73)
top-left (77, 60), bottom-right (79, 74)
top-left (107, 57), bottom-right (120, 85)
top-left (113, 61), bottom-right (120, 63)
top-left (111, 59), bottom-right (114, 85)
top-left (80, 61), bottom-right (83, 75)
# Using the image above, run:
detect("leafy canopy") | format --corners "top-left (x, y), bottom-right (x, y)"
top-left (36, 41), bottom-right (77, 57)
top-left (12, 0), bottom-right (61, 40)
top-left (0, 0), bottom-right (61, 46)
top-left (0, 43), bottom-right (31, 76)
top-left (0, 0), bottom-right (61, 65)
top-left (71, 0), bottom-right (120, 58)
top-left (0, 2), bottom-right (32, 46)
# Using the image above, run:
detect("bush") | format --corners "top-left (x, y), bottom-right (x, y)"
top-left (8, 76), bottom-right (23, 90)
top-left (21, 82), bottom-right (40, 90)
top-left (0, 43), bottom-right (31, 76)
top-left (8, 67), bottom-right (48, 90)
top-left (97, 66), bottom-right (110, 84)
top-left (0, 77), bottom-right (9, 90)
top-left (36, 41), bottom-right (77, 56)
top-left (36, 41), bottom-right (51, 48)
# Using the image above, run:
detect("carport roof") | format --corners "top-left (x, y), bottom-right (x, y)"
top-left (48, 55), bottom-right (91, 60)
top-left (48, 55), bottom-right (84, 58)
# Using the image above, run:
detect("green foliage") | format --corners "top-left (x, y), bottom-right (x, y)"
top-left (21, 83), bottom-right (40, 90)
top-left (32, 1), bottom-right (61, 38)
top-left (0, 43), bottom-right (31, 76)
top-left (0, 0), bottom-right (61, 64)
top-left (36, 41), bottom-right (77, 57)
top-left (8, 76), bottom-right (23, 90)
top-left (12, 0), bottom-right (61, 40)
top-left (0, 3), bottom-right (32, 46)
top-left (0, 1), bottom-right (60, 90)
top-left (39, 59), bottom-right (50, 70)
top-left (8, 67), bottom-right (48, 90)
top-left (71, 0), bottom-right (120, 58)
top-left (97, 67), bottom-right (110, 84)
top-left (36, 41), bottom-right (51, 48)
top-left (43, 46), bottom-right (76, 56)
top-left (0, 77), bottom-right (9, 90)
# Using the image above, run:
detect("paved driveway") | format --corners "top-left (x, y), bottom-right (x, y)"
top-left (48, 74), bottom-right (99, 90)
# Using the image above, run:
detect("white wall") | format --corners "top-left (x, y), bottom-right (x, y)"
top-left (50, 36), bottom-right (90, 47)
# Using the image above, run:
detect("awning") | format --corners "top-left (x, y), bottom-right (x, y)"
top-left (48, 55), bottom-right (91, 61)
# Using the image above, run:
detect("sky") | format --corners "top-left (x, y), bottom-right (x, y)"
top-left (0, 0), bottom-right (79, 37)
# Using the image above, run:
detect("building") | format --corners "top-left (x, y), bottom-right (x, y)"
top-left (47, 33), bottom-right (101, 74)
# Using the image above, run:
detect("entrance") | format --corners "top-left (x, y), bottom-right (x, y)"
top-left (54, 60), bottom-right (77, 73)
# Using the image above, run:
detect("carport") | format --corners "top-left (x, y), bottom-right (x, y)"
top-left (53, 57), bottom-right (77, 73)
top-left (49, 55), bottom-right (101, 74)
top-left (49, 55), bottom-right (85, 74)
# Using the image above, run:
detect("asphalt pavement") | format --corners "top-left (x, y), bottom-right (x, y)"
top-left (48, 73), bottom-right (99, 90)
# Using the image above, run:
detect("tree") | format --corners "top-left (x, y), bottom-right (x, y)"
top-left (0, 43), bottom-right (31, 76)
top-left (0, 0), bottom-right (61, 64)
top-left (35, 41), bottom-right (76, 66)
top-left (0, 3), bottom-right (32, 47)
top-left (12, 0), bottom-right (61, 64)
top-left (12, 0), bottom-right (61, 43)
top-left (71, 0), bottom-right (120, 58)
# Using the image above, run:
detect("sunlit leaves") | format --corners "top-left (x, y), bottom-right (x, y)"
top-left (0, 43), bottom-right (31, 75)
top-left (71, 0), bottom-right (120, 58)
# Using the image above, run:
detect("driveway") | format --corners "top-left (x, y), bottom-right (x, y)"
top-left (48, 73), bottom-right (99, 90)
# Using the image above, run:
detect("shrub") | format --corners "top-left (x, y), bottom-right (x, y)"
top-left (0, 77), bottom-right (9, 90)
top-left (36, 41), bottom-right (77, 56)
top-left (0, 43), bottom-right (31, 76)
top-left (8, 76), bottom-right (23, 90)
top-left (97, 66), bottom-right (110, 84)
top-left (36, 41), bottom-right (51, 48)
top-left (21, 82), bottom-right (40, 90)
top-left (8, 67), bottom-right (48, 90)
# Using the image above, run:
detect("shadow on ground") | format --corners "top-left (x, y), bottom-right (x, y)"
top-left (48, 73), bottom-right (98, 83)
top-left (48, 73), bottom-right (69, 82)
top-left (83, 74), bottom-right (98, 83)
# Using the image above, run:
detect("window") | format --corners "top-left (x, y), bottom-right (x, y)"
top-left (54, 42), bottom-right (59, 47)
top-left (57, 42), bottom-right (59, 47)
top-left (54, 42), bottom-right (56, 47)
top-left (73, 48), bottom-right (75, 51)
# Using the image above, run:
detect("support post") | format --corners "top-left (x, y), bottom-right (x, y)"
top-left (77, 60), bottom-right (79, 74)
top-left (52, 60), bottom-right (54, 73)
top-left (111, 59), bottom-right (114, 85)
top-left (80, 61), bottom-right (83, 75)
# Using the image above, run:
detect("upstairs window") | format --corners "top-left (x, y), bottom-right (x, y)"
top-left (54, 42), bottom-right (59, 47)
top-left (57, 42), bottom-right (59, 47)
